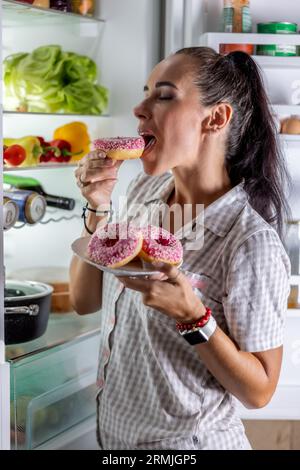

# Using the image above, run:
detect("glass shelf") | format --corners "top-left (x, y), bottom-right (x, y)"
top-left (4, 163), bottom-right (78, 172)
top-left (3, 110), bottom-right (110, 118)
top-left (2, 0), bottom-right (105, 28)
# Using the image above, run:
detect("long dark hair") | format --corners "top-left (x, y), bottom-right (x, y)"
top-left (175, 47), bottom-right (291, 239)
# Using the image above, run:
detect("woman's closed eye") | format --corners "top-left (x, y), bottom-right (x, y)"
top-left (158, 95), bottom-right (174, 101)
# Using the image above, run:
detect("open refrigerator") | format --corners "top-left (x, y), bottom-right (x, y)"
top-left (1, 0), bottom-right (300, 450)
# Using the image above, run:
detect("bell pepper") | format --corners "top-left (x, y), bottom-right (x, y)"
top-left (53, 121), bottom-right (90, 162)
top-left (3, 136), bottom-right (42, 167)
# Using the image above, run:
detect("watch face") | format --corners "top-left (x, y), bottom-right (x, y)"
top-left (181, 329), bottom-right (207, 345)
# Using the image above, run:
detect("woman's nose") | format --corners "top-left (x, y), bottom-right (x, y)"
top-left (133, 101), bottom-right (151, 120)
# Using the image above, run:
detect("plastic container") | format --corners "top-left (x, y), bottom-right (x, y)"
top-left (257, 22), bottom-right (298, 57)
top-left (9, 332), bottom-right (99, 449)
top-left (220, 43), bottom-right (254, 55)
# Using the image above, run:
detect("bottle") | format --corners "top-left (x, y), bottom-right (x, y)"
top-left (232, 0), bottom-right (252, 33)
top-left (3, 174), bottom-right (75, 211)
top-left (222, 0), bottom-right (234, 33)
top-left (68, 0), bottom-right (94, 16)
top-left (3, 197), bottom-right (19, 231)
top-left (3, 190), bottom-right (46, 225)
top-left (50, 0), bottom-right (70, 12)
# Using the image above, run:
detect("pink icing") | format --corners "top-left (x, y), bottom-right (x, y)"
top-left (141, 225), bottom-right (183, 264)
top-left (87, 223), bottom-right (142, 267)
top-left (93, 137), bottom-right (145, 151)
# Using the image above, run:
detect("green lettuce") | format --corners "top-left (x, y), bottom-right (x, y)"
top-left (3, 45), bottom-right (108, 115)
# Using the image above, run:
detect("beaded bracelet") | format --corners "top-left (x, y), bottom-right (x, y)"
top-left (81, 202), bottom-right (113, 235)
top-left (176, 307), bottom-right (212, 332)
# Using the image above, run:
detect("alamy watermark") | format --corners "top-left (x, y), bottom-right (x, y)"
top-left (95, 197), bottom-right (205, 251)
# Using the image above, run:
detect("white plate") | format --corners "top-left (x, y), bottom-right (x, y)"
top-left (71, 237), bottom-right (167, 277)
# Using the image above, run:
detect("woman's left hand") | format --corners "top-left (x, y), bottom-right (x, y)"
top-left (117, 263), bottom-right (206, 323)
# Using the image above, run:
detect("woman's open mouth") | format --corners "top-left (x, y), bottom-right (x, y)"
top-left (140, 133), bottom-right (157, 157)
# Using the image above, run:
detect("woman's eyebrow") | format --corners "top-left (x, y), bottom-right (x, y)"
top-left (143, 81), bottom-right (178, 92)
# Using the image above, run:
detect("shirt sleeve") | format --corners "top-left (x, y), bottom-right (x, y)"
top-left (222, 229), bottom-right (291, 352)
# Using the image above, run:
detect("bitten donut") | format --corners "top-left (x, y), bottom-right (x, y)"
top-left (87, 223), bottom-right (143, 268)
top-left (139, 225), bottom-right (183, 266)
top-left (93, 137), bottom-right (145, 160)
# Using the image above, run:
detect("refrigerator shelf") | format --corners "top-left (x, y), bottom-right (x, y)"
top-left (201, 33), bottom-right (300, 69)
top-left (2, 1), bottom-right (105, 29)
top-left (4, 163), bottom-right (78, 172)
top-left (280, 134), bottom-right (300, 142)
top-left (253, 55), bottom-right (300, 69)
top-left (201, 32), bottom-right (300, 48)
top-left (3, 111), bottom-right (110, 118)
top-left (272, 105), bottom-right (300, 117)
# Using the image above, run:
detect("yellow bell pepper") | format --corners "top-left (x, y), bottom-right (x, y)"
top-left (3, 136), bottom-right (42, 167)
top-left (53, 122), bottom-right (90, 162)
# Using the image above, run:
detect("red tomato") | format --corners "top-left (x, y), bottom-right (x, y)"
top-left (4, 145), bottom-right (26, 166)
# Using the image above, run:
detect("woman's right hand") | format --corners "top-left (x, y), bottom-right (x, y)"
top-left (75, 149), bottom-right (123, 209)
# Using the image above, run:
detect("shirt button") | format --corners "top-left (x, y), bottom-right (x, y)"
top-left (104, 349), bottom-right (110, 360)
top-left (110, 318), bottom-right (116, 326)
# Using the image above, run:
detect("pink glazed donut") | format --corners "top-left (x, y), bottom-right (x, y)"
top-left (87, 223), bottom-right (143, 268)
top-left (93, 137), bottom-right (145, 160)
top-left (139, 225), bottom-right (183, 266)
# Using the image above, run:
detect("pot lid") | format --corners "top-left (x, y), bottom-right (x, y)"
top-left (5, 280), bottom-right (53, 301)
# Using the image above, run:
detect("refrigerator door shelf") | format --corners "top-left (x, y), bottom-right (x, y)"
top-left (2, 0), bottom-right (105, 29)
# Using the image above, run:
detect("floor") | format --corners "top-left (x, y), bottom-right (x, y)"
top-left (243, 420), bottom-right (300, 450)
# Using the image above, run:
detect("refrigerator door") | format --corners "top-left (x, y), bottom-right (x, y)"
top-left (163, 0), bottom-right (208, 57)
top-left (1, 0), bottom-right (163, 450)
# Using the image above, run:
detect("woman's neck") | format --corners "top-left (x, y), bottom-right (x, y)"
top-left (169, 141), bottom-right (232, 208)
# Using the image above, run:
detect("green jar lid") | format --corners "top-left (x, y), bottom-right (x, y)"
top-left (258, 22), bottom-right (298, 34)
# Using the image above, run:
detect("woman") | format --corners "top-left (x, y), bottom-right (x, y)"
top-left (70, 47), bottom-right (291, 450)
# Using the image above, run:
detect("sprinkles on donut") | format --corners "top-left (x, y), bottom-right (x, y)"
top-left (87, 222), bottom-right (143, 269)
top-left (139, 225), bottom-right (183, 266)
top-left (93, 137), bottom-right (145, 160)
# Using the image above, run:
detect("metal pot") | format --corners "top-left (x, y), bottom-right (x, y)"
top-left (5, 280), bottom-right (53, 345)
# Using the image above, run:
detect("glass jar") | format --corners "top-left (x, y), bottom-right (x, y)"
top-left (285, 221), bottom-right (300, 308)
top-left (50, 0), bottom-right (70, 12)
top-left (68, 0), bottom-right (94, 16)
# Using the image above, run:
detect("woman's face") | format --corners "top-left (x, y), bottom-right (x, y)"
top-left (134, 54), bottom-right (209, 176)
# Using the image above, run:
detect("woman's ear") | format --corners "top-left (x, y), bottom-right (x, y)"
top-left (202, 103), bottom-right (233, 134)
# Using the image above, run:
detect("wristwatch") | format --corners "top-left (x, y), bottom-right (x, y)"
top-left (178, 315), bottom-right (217, 345)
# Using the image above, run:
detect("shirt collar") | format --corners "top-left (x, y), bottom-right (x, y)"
top-left (201, 180), bottom-right (248, 237)
top-left (143, 172), bottom-right (248, 238)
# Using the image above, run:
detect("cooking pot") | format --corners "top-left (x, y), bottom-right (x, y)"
top-left (5, 280), bottom-right (53, 345)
